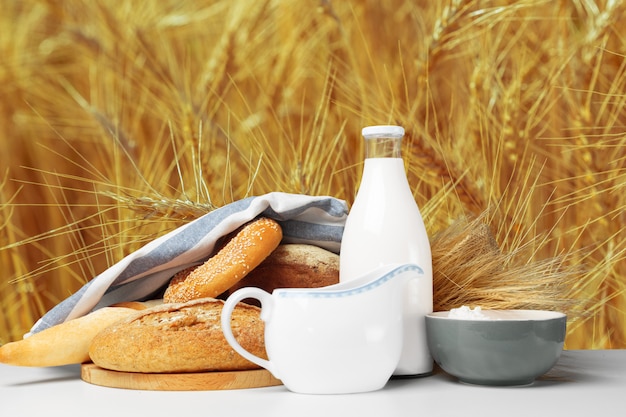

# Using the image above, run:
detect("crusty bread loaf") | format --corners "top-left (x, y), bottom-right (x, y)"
top-left (225, 243), bottom-right (339, 296)
top-left (89, 297), bottom-right (266, 373)
top-left (0, 306), bottom-right (140, 367)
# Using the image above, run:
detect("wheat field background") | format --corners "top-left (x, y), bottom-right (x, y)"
top-left (1, 0), bottom-right (624, 348)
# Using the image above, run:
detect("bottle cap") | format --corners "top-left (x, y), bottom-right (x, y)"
top-left (362, 125), bottom-right (404, 139)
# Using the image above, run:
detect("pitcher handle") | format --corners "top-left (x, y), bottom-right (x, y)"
top-left (221, 287), bottom-right (276, 376)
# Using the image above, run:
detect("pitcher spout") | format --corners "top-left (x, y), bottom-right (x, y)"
top-left (300, 263), bottom-right (424, 297)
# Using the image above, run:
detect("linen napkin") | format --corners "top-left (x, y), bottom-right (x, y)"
top-left (27, 192), bottom-right (348, 336)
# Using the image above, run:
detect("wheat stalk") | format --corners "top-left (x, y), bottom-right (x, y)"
top-left (1, 0), bottom-right (624, 349)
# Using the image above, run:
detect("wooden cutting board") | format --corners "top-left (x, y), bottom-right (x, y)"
top-left (81, 363), bottom-right (282, 391)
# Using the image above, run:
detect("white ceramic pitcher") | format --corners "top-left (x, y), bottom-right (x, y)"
top-left (221, 263), bottom-right (423, 394)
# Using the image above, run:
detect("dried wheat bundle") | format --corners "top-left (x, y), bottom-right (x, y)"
top-left (431, 211), bottom-right (582, 316)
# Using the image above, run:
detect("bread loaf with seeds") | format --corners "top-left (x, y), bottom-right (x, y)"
top-left (163, 217), bottom-right (282, 303)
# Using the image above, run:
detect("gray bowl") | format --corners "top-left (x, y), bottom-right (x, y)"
top-left (425, 309), bottom-right (566, 386)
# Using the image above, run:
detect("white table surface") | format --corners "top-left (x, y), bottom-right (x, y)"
top-left (1, 350), bottom-right (624, 416)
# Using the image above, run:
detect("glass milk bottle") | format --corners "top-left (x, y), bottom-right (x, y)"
top-left (340, 125), bottom-right (433, 376)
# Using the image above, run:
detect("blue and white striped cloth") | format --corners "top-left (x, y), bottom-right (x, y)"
top-left (27, 192), bottom-right (348, 336)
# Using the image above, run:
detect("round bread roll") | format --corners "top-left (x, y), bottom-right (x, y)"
top-left (163, 217), bottom-right (283, 303)
top-left (89, 297), bottom-right (266, 373)
top-left (225, 243), bottom-right (339, 296)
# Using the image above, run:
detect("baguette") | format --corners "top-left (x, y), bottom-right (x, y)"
top-left (0, 306), bottom-right (141, 367)
top-left (111, 299), bottom-right (164, 310)
top-left (89, 297), bottom-right (266, 373)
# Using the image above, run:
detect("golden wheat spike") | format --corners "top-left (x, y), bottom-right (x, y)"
top-left (1, 0), bottom-right (624, 349)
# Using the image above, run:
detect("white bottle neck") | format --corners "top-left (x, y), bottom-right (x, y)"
top-left (365, 137), bottom-right (402, 159)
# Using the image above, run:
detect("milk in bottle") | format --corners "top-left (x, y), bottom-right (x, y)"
top-left (339, 125), bottom-right (433, 376)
